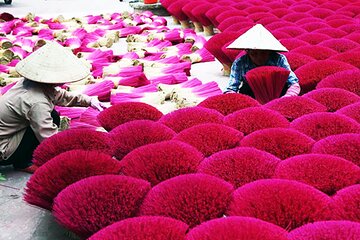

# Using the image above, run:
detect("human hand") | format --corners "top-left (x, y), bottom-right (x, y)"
top-left (90, 98), bottom-right (107, 111)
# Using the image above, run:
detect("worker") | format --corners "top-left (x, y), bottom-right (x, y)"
top-left (0, 41), bottom-right (106, 173)
top-left (225, 24), bottom-right (300, 97)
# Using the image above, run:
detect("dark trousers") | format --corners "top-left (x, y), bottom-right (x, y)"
top-left (0, 110), bottom-right (60, 169)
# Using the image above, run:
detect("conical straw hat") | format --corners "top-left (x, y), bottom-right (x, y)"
top-left (227, 24), bottom-right (288, 52)
top-left (16, 41), bottom-right (90, 84)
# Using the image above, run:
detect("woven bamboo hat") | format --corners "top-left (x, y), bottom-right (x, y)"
top-left (227, 24), bottom-right (288, 52)
top-left (16, 41), bottom-right (90, 84)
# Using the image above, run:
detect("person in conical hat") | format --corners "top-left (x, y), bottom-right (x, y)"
top-left (224, 24), bottom-right (300, 97)
top-left (0, 41), bottom-right (106, 173)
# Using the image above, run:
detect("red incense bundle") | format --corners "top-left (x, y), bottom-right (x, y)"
top-left (245, 66), bottom-right (290, 104)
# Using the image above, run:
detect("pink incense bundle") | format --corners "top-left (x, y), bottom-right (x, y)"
top-left (81, 32), bottom-right (103, 46)
top-left (167, 1), bottom-right (190, 28)
top-left (271, 31), bottom-right (291, 40)
top-left (110, 92), bottom-right (148, 105)
top-left (140, 23), bottom-right (168, 33)
top-left (329, 52), bottom-right (360, 69)
top-left (144, 61), bottom-right (192, 78)
top-left (0, 20), bottom-right (15, 35)
top-left (182, 1), bottom-right (201, 21)
top-left (168, 81), bottom-right (223, 109)
top-left (275, 26), bottom-right (307, 37)
top-left (185, 34), bottom-right (207, 53)
top-left (55, 106), bottom-right (87, 120)
top-left (0, 64), bottom-right (9, 74)
top-left (118, 26), bottom-right (142, 37)
top-left (0, 82), bottom-right (16, 95)
top-left (72, 46), bottom-right (97, 55)
top-left (292, 46), bottom-right (337, 61)
top-left (299, 22), bottom-right (331, 32)
top-left (12, 38), bottom-right (35, 53)
top-left (84, 49), bottom-right (114, 62)
top-left (282, 52), bottom-right (315, 71)
top-left (12, 26), bottom-right (33, 37)
top-left (296, 33), bottom-right (331, 45)
top-left (117, 72), bottom-right (150, 88)
top-left (43, 20), bottom-right (66, 30)
top-left (157, 78), bottom-right (203, 95)
top-left (150, 72), bottom-right (188, 85)
top-left (89, 216), bottom-right (188, 240)
top-left (221, 42), bottom-right (242, 63)
top-left (143, 55), bottom-right (180, 64)
top-left (104, 65), bottom-right (143, 79)
top-left (8, 59), bottom-right (20, 67)
top-left (151, 16), bottom-right (168, 26)
top-left (148, 29), bottom-right (183, 43)
top-left (91, 60), bottom-right (111, 78)
top-left (81, 80), bottom-right (115, 102)
top-left (205, 6), bottom-right (233, 27)
top-left (105, 22), bottom-right (125, 31)
top-left (71, 28), bottom-right (87, 40)
top-left (62, 38), bottom-right (81, 49)
top-left (288, 221), bottom-right (360, 240)
top-left (279, 38), bottom-right (310, 51)
top-left (215, 10), bottom-right (248, 28)
top-left (245, 66), bottom-right (290, 104)
top-left (84, 15), bottom-right (103, 24)
top-left (318, 38), bottom-right (359, 54)
top-left (79, 107), bottom-right (102, 128)
top-left (69, 121), bottom-right (100, 131)
top-left (181, 48), bottom-right (215, 64)
top-left (137, 41), bottom-right (171, 55)
top-left (204, 31), bottom-right (242, 76)
top-left (189, 81), bottom-right (223, 99)
top-left (110, 84), bottom-right (159, 105)
top-left (191, 4), bottom-right (216, 36)
top-left (183, 1), bottom-right (206, 32)
top-left (160, 42), bottom-right (193, 58)
top-left (217, 16), bottom-right (253, 32)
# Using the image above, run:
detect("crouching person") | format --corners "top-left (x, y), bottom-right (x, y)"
top-left (0, 41), bottom-right (106, 173)
top-left (225, 24), bottom-right (300, 97)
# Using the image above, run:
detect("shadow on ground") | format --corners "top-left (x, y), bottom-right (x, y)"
top-left (0, 166), bottom-right (72, 240)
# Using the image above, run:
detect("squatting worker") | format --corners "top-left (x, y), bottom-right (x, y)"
top-left (225, 24), bottom-right (300, 97)
top-left (0, 41), bottom-right (106, 173)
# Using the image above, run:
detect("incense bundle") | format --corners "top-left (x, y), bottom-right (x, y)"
top-left (245, 66), bottom-right (290, 104)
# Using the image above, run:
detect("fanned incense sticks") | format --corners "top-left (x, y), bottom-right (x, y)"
top-left (245, 66), bottom-right (290, 104)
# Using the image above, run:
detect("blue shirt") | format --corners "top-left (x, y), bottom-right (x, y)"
top-left (225, 52), bottom-right (299, 93)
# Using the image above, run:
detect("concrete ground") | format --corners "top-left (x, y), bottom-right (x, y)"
top-left (0, 167), bottom-right (72, 240)
top-left (0, 1), bottom-right (228, 239)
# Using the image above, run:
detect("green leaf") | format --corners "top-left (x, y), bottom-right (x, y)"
top-left (0, 173), bottom-right (6, 181)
